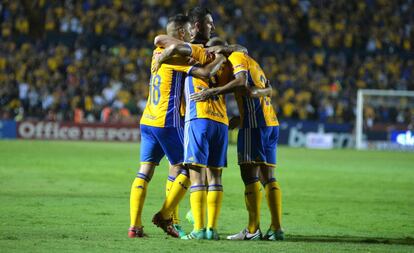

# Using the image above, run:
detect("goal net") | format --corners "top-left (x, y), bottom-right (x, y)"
top-left (356, 89), bottom-right (414, 151)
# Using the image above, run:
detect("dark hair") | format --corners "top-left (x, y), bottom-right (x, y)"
top-left (167, 13), bottom-right (190, 27)
top-left (187, 7), bottom-right (212, 24)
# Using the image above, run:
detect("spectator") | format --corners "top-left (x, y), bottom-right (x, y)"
top-left (0, 0), bottom-right (412, 125)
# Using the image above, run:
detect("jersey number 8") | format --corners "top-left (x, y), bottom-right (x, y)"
top-left (149, 74), bottom-right (161, 105)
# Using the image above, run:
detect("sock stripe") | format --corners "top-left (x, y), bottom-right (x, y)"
top-left (167, 176), bottom-right (176, 182)
top-left (208, 186), bottom-right (223, 192)
top-left (208, 184), bottom-right (223, 187)
top-left (190, 184), bottom-right (207, 192)
top-left (136, 172), bottom-right (150, 182)
top-left (179, 169), bottom-right (190, 176)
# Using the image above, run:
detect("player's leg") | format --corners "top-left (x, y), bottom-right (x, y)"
top-left (260, 165), bottom-right (283, 240)
top-left (181, 120), bottom-right (209, 239)
top-left (129, 163), bottom-right (156, 238)
top-left (227, 128), bottom-right (263, 240)
top-left (165, 165), bottom-right (180, 223)
top-left (129, 125), bottom-right (163, 238)
top-left (152, 127), bottom-right (189, 237)
top-left (205, 120), bottom-right (228, 240)
top-left (165, 165), bottom-right (189, 237)
top-left (156, 165), bottom-right (190, 237)
top-left (261, 126), bottom-right (284, 240)
top-left (181, 165), bottom-right (207, 239)
top-left (226, 164), bottom-right (263, 241)
top-left (165, 124), bottom-right (187, 226)
top-left (241, 164), bottom-right (262, 233)
top-left (206, 167), bottom-right (223, 240)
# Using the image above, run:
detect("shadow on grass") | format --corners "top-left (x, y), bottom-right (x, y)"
top-left (287, 235), bottom-right (414, 245)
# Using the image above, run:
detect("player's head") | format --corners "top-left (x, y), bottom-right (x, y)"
top-left (166, 14), bottom-right (191, 42)
top-left (206, 37), bottom-right (228, 47)
top-left (187, 7), bottom-right (215, 43)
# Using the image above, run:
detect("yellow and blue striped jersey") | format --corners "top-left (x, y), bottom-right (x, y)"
top-left (185, 45), bottom-right (231, 126)
top-left (228, 52), bottom-right (279, 128)
top-left (140, 47), bottom-right (192, 128)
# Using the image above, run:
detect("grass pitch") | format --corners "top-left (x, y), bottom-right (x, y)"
top-left (0, 140), bottom-right (413, 252)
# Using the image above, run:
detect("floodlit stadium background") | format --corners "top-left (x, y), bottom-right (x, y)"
top-left (1, 0), bottom-right (412, 130)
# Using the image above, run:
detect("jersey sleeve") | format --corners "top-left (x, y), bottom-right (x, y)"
top-left (228, 52), bottom-right (249, 76)
top-left (188, 44), bottom-right (214, 65)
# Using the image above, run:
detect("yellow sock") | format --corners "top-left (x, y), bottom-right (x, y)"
top-left (129, 177), bottom-right (149, 227)
top-left (160, 174), bottom-right (190, 220)
top-left (245, 181), bottom-right (262, 233)
top-left (207, 185), bottom-right (223, 229)
top-left (190, 185), bottom-right (207, 230)
top-left (165, 176), bottom-right (180, 224)
top-left (265, 180), bottom-right (282, 231)
top-left (167, 178), bottom-right (180, 224)
top-left (165, 176), bottom-right (174, 196)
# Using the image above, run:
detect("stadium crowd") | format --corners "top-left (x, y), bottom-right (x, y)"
top-left (0, 0), bottom-right (413, 125)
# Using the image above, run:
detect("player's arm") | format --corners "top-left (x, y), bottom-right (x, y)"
top-left (153, 43), bottom-right (214, 72)
top-left (190, 73), bottom-right (272, 101)
top-left (191, 51), bottom-right (250, 99)
top-left (152, 43), bottom-right (192, 72)
top-left (190, 71), bottom-right (248, 102)
top-left (162, 52), bottom-right (225, 80)
top-left (190, 54), bottom-right (226, 79)
top-left (154, 34), bottom-right (183, 48)
top-left (248, 80), bottom-right (273, 98)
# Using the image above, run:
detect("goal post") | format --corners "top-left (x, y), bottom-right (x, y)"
top-left (355, 89), bottom-right (414, 150)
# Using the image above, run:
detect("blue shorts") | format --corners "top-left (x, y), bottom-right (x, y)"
top-left (237, 126), bottom-right (279, 166)
top-left (140, 124), bottom-right (184, 166)
top-left (184, 119), bottom-right (228, 168)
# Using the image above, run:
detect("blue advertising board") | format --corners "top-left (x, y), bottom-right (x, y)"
top-left (278, 120), bottom-right (353, 148)
top-left (0, 120), bottom-right (17, 139)
top-left (390, 130), bottom-right (414, 146)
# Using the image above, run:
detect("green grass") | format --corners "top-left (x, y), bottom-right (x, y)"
top-left (0, 140), bottom-right (414, 252)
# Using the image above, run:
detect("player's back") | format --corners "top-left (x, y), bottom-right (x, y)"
top-left (228, 52), bottom-right (279, 128)
top-left (140, 47), bottom-right (191, 128)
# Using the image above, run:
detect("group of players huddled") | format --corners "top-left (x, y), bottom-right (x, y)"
top-left (129, 6), bottom-right (284, 241)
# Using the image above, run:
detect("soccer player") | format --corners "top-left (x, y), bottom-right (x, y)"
top-left (129, 14), bottom-right (226, 238)
top-left (191, 44), bottom-right (284, 241)
top-left (155, 7), bottom-right (236, 240)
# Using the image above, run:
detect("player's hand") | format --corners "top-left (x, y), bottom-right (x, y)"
top-left (247, 87), bottom-right (260, 98)
top-left (152, 56), bottom-right (161, 72)
top-left (190, 86), bottom-right (213, 102)
top-left (228, 116), bottom-right (241, 130)
top-left (152, 51), bottom-right (168, 72)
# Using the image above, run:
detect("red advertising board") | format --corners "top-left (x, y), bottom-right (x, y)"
top-left (17, 121), bottom-right (140, 142)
